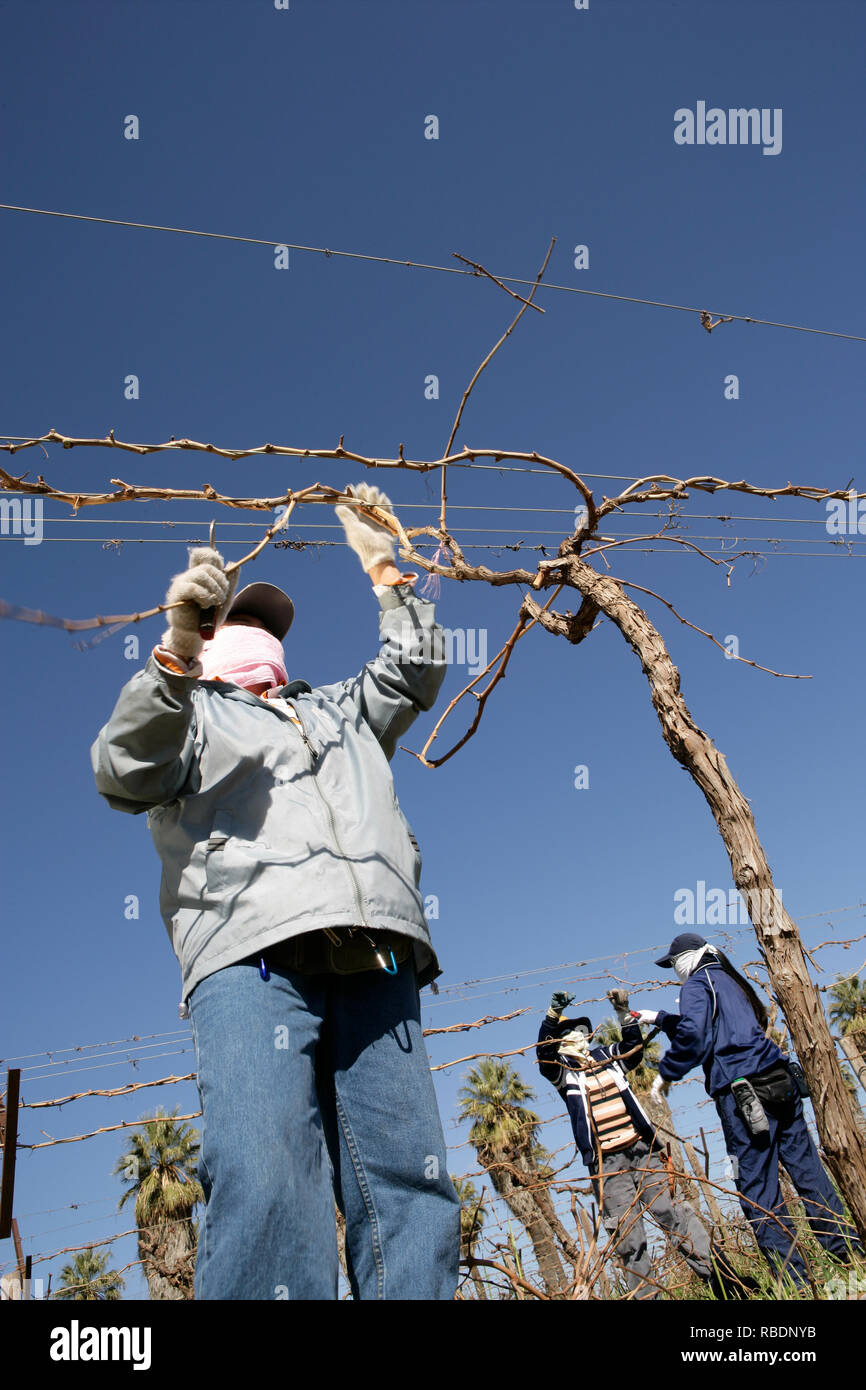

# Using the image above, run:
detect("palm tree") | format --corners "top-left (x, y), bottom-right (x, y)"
top-left (54, 1248), bottom-right (125, 1301)
top-left (829, 976), bottom-right (866, 1056)
top-left (457, 1059), bottom-right (567, 1294)
top-left (828, 975), bottom-right (866, 1134)
top-left (452, 1173), bottom-right (488, 1299)
top-left (114, 1107), bottom-right (203, 1300)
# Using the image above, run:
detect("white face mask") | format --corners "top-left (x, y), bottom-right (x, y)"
top-left (673, 945), bottom-right (716, 982)
top-left (559, 1029), bottom-right (591, 1064)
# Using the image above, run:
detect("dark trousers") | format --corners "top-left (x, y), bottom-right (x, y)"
top-left (716, 1089), bottom-right (859, 1281)
top-left (590, 1139), bottom-right (715, 1299)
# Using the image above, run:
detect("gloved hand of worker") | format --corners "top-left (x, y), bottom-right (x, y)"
top-left (335, 483), bottom-right (398, 573)
top-left (632, 1009), bottom-right (660, 1026)
top-left (162, 547), bottom-right (238, 660)
top-left (607, 987), bottom-right (631, 1021)
top-left (650, 1074), bottom-right (670, 1103)
top-left (548, 990), bottom-right (575, 1017)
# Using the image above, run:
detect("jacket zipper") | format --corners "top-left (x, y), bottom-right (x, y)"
top-left (288, 702), bottom-right (373, 934)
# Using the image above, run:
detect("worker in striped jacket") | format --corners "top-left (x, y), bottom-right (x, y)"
top-left (537, 989), bottom-right (745, 1299)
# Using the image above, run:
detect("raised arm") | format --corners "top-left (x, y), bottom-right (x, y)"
top-left (91, 657), bottom-right (201, 813)
top-left (658, 977), bottom-right (714, 1082)
top-left (536, 990), bottom-right (576, 1087)
top-left (90, 547), bottom-right (235, 812)
top-left (609, 1019), bottom-right (645, 1072)
top-left (536, 1014), bottom-right (564, 1087)
top-left (331, 483), bottom-right (447, 759)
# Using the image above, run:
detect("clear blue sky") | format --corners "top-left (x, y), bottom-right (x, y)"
top-left (1, 0), bottom-right (864, 1297)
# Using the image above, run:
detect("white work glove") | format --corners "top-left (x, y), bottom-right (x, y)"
top-left (334, 483), bottom-right (397, 573)
top-left (161, 547), bottom-right (237, 660)
top-left (633, 1010), bottom-right (660, 1026)
top-left (650, 1074), bottom-right (670, 1104)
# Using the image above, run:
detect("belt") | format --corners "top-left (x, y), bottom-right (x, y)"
top-left (261, 927), bottom-right (414, 976)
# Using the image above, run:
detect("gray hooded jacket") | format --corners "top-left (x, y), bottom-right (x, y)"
top-left (91, 585), bottom-right (446, 999)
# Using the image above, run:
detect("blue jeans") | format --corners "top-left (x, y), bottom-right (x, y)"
top-left (188, 955), bottom-right (460, 1300)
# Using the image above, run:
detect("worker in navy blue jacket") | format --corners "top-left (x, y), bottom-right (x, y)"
top-left (537, 989), bottom-right (739, 1299)
top-left (651, 932), bottom-right (862, 1284)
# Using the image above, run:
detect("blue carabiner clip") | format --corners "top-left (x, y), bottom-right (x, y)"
top-left (259, 956), bottom-right (270, 981)
top-left (376, 947), bottom-right (398, 976)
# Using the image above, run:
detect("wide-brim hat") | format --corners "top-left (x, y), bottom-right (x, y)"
top-left (226, 583), bottom-right (294, 640)
top-left (555, 1016), bottom-right (593, 1038)
top-left (655, 932), bottom-right (708, 968)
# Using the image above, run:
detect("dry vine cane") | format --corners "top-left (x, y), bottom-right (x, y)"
top-left (2, 237), bottom-right (865, 1244)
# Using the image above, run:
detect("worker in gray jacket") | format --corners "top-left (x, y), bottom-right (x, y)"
top-left (91, 484), bottom-right (460, 1301)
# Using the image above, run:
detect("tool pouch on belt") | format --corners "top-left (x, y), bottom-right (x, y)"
top-left (749, 1063), bottom-right (797, 1106)
top-left (731, 1077), bottom-right (770, 1137)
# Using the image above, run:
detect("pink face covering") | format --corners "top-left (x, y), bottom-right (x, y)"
top-left (199, 624), bottom-right (288, 691)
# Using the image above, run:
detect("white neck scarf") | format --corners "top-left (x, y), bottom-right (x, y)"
top-left (674, 944), bottom-right (717, 982)
top-left (559, 1029), bottom-right (591, 1064)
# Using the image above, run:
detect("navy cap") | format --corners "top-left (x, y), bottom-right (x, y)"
top-left (655, 932), bottom-right (707, 968)
top-left (226, 583), bottom-right (294, 640)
